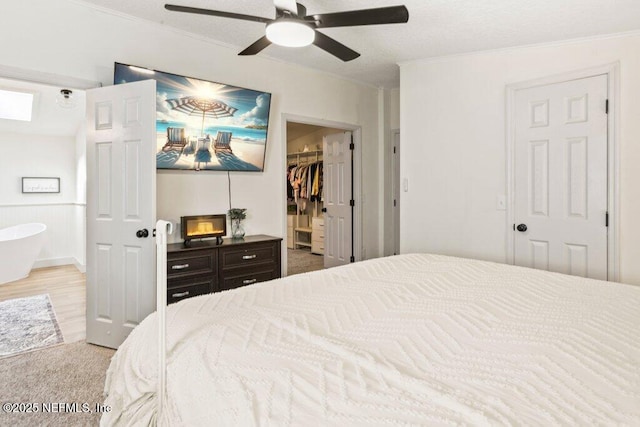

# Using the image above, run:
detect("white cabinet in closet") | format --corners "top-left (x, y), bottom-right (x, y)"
top-left (291, 215), bottom-right (310, 249)
top-left (286, 215), bottom-right (295, 249)
top-left (311, 217), bottom-right (324, 255)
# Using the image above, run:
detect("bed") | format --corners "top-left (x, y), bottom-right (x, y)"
top-left (101, 253), bottom-right (640, 426)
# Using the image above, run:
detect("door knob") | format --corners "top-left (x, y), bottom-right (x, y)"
top-left (321, 207), bottom-right (327, 212)
top-left (136, 229), bottom-right (149, 238)
top-left (516, 224), bottom-right (527, 232)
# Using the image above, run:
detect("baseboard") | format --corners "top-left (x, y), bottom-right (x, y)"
top-left (33, 257), bottom-right (86, 273)
top-left (73, 258), bottom-right (86, 273)
top-left (33, 257), bottom-right (74, 269)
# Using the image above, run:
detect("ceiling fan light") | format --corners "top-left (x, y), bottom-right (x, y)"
top-left (266, 20), bottom-right (314, 47)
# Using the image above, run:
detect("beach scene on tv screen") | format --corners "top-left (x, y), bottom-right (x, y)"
top-left (114, 63), bottom-right (271, 171)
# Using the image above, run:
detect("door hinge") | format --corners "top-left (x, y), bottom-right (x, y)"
top-left (350, 199), bottom-right (355, 207)
top-left (605, 99), bottom-right (609, 114)
top-left (393, 199), bottom-right (396, 207)
top-left (349, 142), bottom-right (355, 150)
top-left (606, 211), bottom-right (609, 227)
top-left (350, 256), bottom-right (355, 263)
top-left (393, 146), bottom-right (396, 154)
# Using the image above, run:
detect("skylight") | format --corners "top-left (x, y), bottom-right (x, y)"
top-left (0, 88), bottom-right (34, 121)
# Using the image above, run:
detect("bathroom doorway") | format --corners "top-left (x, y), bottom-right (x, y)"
top-left (0, 73), bottom-right (89, 343)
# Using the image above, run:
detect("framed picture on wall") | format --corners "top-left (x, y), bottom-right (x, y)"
top-left (114, 62), bottom-right (272, 172)
top-left (22, 177), bottom-right (60, 193)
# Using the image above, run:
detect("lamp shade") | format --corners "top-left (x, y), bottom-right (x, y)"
top-left (265, 20), bottom-right (315, 47)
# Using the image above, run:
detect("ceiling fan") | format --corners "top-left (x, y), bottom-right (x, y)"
top-left (164, 0), bottom-right (409, 61)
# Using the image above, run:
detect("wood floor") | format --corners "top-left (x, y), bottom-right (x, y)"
top-left (0, 265), bottom-right (86, 343)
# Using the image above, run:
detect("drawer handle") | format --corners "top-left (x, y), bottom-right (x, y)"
top-left (242, 278), bottom-right (257, 285)
top-left (242, 254), bottom-right (257, 260)
top-left (171, 263), bottom-right (190, 270)
top-left (171, 291), bottom-right (190, 298)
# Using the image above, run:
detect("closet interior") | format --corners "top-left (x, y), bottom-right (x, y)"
top-left (286, 123), bottom-right (342, 275)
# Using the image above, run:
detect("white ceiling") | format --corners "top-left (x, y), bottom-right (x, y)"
top-left (0, 78), bottom-right (85, 137)
top-left (76, 1), bottom-right (640, 87)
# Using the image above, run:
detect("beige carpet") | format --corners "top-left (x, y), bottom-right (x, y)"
top-left (287, 248), bottom-right (324, 275)
top-left (0, 341), bottom-right (114, 426)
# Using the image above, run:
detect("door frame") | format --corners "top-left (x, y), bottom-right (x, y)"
top-left (389, 129), bottom-right (400, 256)
top-left (281, 113), bottom-right (363, 275)
top-left (505, 63), bottom-right (620, 281)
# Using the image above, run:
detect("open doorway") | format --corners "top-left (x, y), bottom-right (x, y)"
top-left (0, 75), bottom-right (88, 346)
top-left (285, 121), bottom-right (353, 275)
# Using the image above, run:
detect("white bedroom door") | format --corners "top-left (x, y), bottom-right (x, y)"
top-left (86, 79), bottom-right (157, 349)
top-left (323, 131), bottom-right (353, 268)
top-left (513, 74), bottom-right (608, 279)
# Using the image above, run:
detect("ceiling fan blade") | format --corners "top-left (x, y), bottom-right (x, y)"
top-left (313, 31), bottom-right (360, 62)
top-left (309, 5), bottom-right (409, 28)
top-left (238, 36), bottom-right (272, 56)
top-left (164, 4), bottom-right (272, 24)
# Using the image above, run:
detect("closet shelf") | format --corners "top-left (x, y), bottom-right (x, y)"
top-left (287, 150), bottom-right (322, 157)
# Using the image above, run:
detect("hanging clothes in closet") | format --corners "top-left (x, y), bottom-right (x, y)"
top-left (286, 164), bottom-right (296, 201)
top-left (287, 161), bottom-right (323, 204)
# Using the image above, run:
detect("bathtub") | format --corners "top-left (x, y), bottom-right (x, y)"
top-left (0, 223), bottom-right (47, 285)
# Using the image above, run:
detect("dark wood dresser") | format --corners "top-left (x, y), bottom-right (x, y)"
top-left (166, 235), bottom-right (281, 304)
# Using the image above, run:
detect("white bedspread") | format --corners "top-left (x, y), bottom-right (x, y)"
top-left (102, 254), bottom-right (640, 426)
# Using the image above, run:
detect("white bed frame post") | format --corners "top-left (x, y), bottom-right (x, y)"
top-left (155, 220), bottom-right (172, 426)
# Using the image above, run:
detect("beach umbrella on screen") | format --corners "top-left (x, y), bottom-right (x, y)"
top-left (166, 96), bottom-right (238, 136)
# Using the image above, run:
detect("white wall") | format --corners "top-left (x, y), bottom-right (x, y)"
top-left (389, 88), bottom-right (400, 130)
top-left (400, 32), bottom-right (640, 285)
top-left (1, 0), bottom-right (382, 258)
top-left (0, 131), bottom-right (79, 267)
top-left (0, 133), bottom-right (76, 204)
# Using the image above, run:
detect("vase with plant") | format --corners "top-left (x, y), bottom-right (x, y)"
top-left (228, 208), bottom-right (247, 239)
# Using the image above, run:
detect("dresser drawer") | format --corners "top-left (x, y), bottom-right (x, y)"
top-left (167, 250), bottom-right (215, 278)
top-left (167, 275), bottom-right (214, 304)
top-left (311, 239), bottom-right (324, 255)
top-left (219, 242), bottom-right (278, 270)
top-left (220, 267), bottom-right (278, 291)
top-left (165, 235), bottom-right (281, 303)
top-left (312, 217), bottom-right (324, 239)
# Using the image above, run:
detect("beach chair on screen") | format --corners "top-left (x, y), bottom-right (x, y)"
top-left (214, 131), bottom-right (233, 154)
top-left (163, 127), bottom-right (187, 151)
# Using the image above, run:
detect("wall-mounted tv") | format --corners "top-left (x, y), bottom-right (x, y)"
top-left (114, 62), bottom-right (271, 172)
